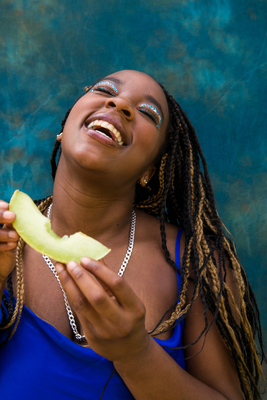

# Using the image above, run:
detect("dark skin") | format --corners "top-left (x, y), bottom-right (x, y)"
top-left (0, 70), bottom-right (244, 399)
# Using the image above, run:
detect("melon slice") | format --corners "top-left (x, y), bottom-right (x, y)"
top-left (9, 190), bottom-right (111, 263)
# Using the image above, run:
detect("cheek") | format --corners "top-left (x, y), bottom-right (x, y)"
top-left (63, 94), bottom-right (94, 129)
top-left (132, 131), bottom-right (165, 167)
top-left (64, 104), bottom-right (84, 129)
top-left (141, 124), bottom-right (166, 155)
top-left (62, 100), bottom-right (89, 142)
top-left (136, 114), bottom-right (166, 145)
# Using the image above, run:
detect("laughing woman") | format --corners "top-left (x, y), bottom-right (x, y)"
top-left (0, 70), bottom-right (265, 400)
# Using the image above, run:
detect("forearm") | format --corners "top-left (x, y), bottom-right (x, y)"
top-left (114, 337), bottom-right (231, 400)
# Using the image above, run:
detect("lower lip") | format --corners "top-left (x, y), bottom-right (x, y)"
top-left (83, 125), bottom-right (121, 147)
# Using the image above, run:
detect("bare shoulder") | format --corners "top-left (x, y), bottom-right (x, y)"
top-left (128, 210), bottom-right (181, 335)
top-left (135, 209), bottom-right (180, 262)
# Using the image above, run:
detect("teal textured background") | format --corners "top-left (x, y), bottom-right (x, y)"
top-left (1, 0), bottom-right (267, 388)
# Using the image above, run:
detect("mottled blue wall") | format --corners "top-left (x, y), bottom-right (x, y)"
top-left (1, 0), bottom-right (267, 380)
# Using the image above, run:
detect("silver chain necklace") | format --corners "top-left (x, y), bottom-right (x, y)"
top-left (42, 204), bottom-right (136, 342)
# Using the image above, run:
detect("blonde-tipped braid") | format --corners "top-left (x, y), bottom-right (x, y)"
top-left (151, 82), bottom-right (265, 397)
top-left (1, 237), bottom-right (25, 340)
top-left (0, 196), bottom-right (53, 339)
top-left (136, 153), bottom-right (168, 213)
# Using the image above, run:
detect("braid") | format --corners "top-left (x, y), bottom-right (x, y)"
top-left (0, 197), bottom-right (53, 342)
top-left (135, 83), bottom-right (265, 399)
top-left (50, 140), bottom-right (61, 180)
top-left (50, 107), bottom-right (72, 180)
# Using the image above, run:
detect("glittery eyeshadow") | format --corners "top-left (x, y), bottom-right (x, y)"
top-left (90, 81), bottom-right (118, 93)
top-left (140, 104), bottom-right (162, 128)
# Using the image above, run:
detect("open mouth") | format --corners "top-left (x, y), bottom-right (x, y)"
top-left (85, 119), bottom-right (124, 146)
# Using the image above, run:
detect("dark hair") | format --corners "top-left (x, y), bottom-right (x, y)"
top-left (3, 77), bottom-right (265, 399)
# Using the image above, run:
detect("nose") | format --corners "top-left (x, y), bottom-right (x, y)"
top-left (105, 97), bottom-right (134, 120)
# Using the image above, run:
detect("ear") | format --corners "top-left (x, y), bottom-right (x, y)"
top-left (139, 165), bottom-right (156, 187)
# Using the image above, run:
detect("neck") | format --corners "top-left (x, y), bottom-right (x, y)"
top-left (50, 167), bottom-right (136, 245)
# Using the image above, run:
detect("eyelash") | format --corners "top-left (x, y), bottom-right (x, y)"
top-left (89, 82), bottom-right (162, 129)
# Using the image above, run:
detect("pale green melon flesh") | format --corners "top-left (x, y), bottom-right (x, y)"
top-left (9, 190), bottom-right (111, 263)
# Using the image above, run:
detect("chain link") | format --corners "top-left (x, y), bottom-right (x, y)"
top-left (118, 210), bottom-right (136, 277)
top-left (42, 255), bottom-right (85, 341)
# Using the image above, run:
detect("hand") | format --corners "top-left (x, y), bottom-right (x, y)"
top-left (0, 201), bottom-right (19, 283)
top-left (55, 257), bottom-right (149, 362)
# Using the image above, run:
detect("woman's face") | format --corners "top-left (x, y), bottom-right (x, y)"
top-left (60, 70), bottom-right (169, 186)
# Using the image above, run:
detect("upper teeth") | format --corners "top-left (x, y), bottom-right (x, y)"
top-left (87, 119), bottom-right (123, 145)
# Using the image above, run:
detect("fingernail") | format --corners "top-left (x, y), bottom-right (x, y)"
top-left (3, 211), bottom-right (14, 220)
top-left (8, 231), bottom-right (18, 239)
top-left (67, 260), bottom-right (77, 271)
top-left (67, 261), bottom-right (82, 278)
top-left (55, 263), bottom-right (64, 273)
top-left (80, 257), bottom-right (92, 265)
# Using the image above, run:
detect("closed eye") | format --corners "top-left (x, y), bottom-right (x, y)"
top-left (139, 109), bottom-right (157, 124)
top-left (138, 104), bottom-right (162, 129)
top-left (90, 81), bottom-right (118, 96)
top-left (95, 87), bottom-right (114, 95)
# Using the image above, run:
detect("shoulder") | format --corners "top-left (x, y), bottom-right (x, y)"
top-left (135, 209), bottom-right (181, 263)
top-left (130, 211), bottom-right (182, 335)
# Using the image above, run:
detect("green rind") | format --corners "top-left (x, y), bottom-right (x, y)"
top-left (9, 190), bottom-right (111, 263)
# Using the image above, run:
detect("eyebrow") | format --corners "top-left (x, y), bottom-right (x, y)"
top-left (103, 77), bottom-right (165, 121)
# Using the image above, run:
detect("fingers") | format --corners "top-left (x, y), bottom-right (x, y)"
top-left (0, 201), bottom-right (9, 211)
top-left (0, 201), bottom-right (16, 226)
top-left (69, 261), bottom-right (121, 317)
top-left (55, 260), bottom-right (147, 358)
top-left (55, 262), bottom-right (90, 310)
top-left (55, 262), bottom-right (114, 322)
top-left (0, 201), bottom-right (19, 251)
top-left (80, 257), bottom-right (144, 312)
top-left (0, 230), bottom-right (19, 251)
top-left (55, 258), bottom-right (145, 323)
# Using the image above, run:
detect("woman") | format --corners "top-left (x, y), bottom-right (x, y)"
top-left (0, 70), bottom-right (265, 399)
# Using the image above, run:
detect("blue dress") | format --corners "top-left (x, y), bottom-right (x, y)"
top-left (0, 229), bottom-right (184, 399)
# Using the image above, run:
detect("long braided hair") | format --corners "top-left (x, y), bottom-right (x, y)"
top-left (135, 85), bottom-right (266, 399)
top-left (1, 80), bottom-right (265, 399)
